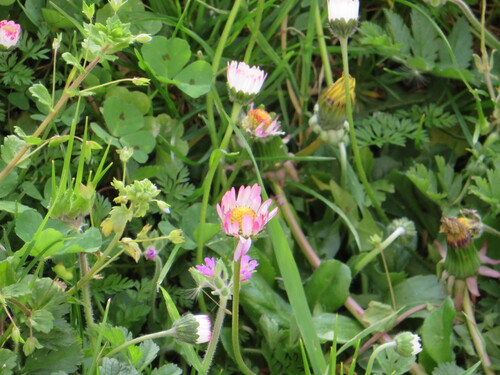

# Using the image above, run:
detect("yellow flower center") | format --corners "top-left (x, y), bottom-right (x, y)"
top-left (3, 25), bottom-right (16, 33)
top-left (230, 206), bottom-right (256, 228)
top-left (440, 217), bottom-right (471, 249)
top-left (245, 109), bottom-right (272, 130)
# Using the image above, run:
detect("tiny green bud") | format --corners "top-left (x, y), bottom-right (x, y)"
top-left (135, 33), bottom-right (152, 44)
top-left (117, 146), bottom-right (134, 164)
top-left (167, 229), bottom-right (184, 244)
top-left (82, 2), bottom-right (95, 20)
top-left (11, 325), bottom-right (24, 344)
top-left (132, 77), bottom-right (151, 86)
top-left (23, 336), bottom-right (42, 356)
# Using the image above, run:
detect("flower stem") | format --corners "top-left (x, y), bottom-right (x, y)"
top-left (353, 226), bottom-right (406, 275)
top-left (79, 253), bottom-right (95, 328)
top-left (461, 280), bottom-right (495, 375)
top-left (106, 328), bottom-right (176, 359)
top-left (339, 37), bottom-right (388, 224)
top-left (196, 103), bottom-right (242, 264)
top-left (201, 295), bottom-right (228, 374)
top-left (364, 342), bottom-right (396, 375)
top-left (314, 0), bottom-right (333, 86)
top-left (231, 258), bottom-right (256, 375)
top-left (0, 49), bottom-right (106, 183)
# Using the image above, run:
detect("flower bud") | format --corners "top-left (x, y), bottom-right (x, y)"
top-left (0, 20), bottom-right (21, 50)
top-left (172, 314), bottom-right (212, 344)
top-left (135, 33), bottom-right (152, 44)
top-left (394, 332), bottom-right (422, 357)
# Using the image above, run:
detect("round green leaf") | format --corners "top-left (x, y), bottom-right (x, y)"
top-left (422, 297), bottom-right (455, 363)
top-left (15, 209), bottom-right (43, 243)
top-left (305, 259), bottom-right (352, 311)
top-left (172, 60), bottom-right (212, 98)
top-left (313, 313), bottom-right (363, 343)
top-left (141, 36), bottom-right (191, 79)
top-left (102, 96), bottom-right (144, 137)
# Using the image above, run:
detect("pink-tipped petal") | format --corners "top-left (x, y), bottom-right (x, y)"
top-left (466, 277), bottom-right (480, 298)
top-left (234, 236), bottom-right (252, 261)
top-left (478, 266), bottom-right (500, 278)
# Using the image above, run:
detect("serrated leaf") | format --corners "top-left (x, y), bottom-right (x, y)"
top-left (99, 356), bottom-right (139, 375)
top-left (137, 340), bottom-right (159, 371)
top-left (410, 9), bottom-right (439, 68)
top-left (1, 283), bottom-right (30, 299)
top-left (23, 341), bottom-right (82, 375)
top-left (438, 17), bottom-right (472, 70)
top-left (30, 309), bottom-right (55, 333)
top-left (384, 9), bottom-right (412, 56)
top-left (29, 83), bottom-right (53, 112)
top-left (61, 52), bottom-right (85, 73)
top-left (151, 364), bottom-right (182, 375)
top-left (0, 349), bottom-right (17, 375)
top-left (1, 135), bottom-right (30, 169)
top-left (406, 163), bottom-right (447, 201)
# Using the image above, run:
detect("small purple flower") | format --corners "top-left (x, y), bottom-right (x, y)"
top-left (195, 257), bottom-right (217, 278)
top-left (145, 247), bottom-right (157, 260)
top-left (240, 255), bottom-right (258, 282)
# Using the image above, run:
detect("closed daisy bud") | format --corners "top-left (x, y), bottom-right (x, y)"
top-left (227, 61), bottom-right (267, 105)
top-left (327, 0), bottom-right (360, 38)
top-left (173, 314), bottom-right (212, 344)
top-left (394, 332), bottom-right (422, 357)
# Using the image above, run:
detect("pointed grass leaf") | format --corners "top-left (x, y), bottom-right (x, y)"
top-left (41, 8), bottom-right (75, 29)
top-left (305, 259), bottom-right (351, 311)
top-left (102, 96), bottom-right (144, 137)
top-left (141, 36), bottom-right (191, 79)
top-left (171, 60), bottom-right (212, 98)
top-left (422, 297), bottom-right (455, 363)
top-left (0, 258), bottom-right (17, 289)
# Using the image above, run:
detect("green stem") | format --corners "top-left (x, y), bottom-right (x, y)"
top-left (314, 0), bottom-right (333, 86)
top-left (196, 103), bottom-right (242, 264)
top-left (79, 253), bottom-right (95, 327)
top-left (243, 0), bottom-right (264, 63)
top-left (364, 342), bottom-right (396, 375)
top-left (106, 328), bottom-right (176, 359)
top-left (205, 0), bottom-right (245, 148)
top-left (68, 230), bottom-right (123, 296)
top-left (0, 48), bottom-right (106, 183)
top-left (353, 226), bottom-right (406, 275)
top-left (231, 257), bottom-right (256, 375)
top-left (339, 37), bottom-right (389, 224)
top-left (461, 281), bottom-right (495, 375)
top-left (201, 295), bottom-right (228, 374)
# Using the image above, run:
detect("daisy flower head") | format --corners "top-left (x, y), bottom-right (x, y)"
top-left (327, 0), bottom-right (360, 38)
top-left (227, 61), bottom-right (267, 105)
top-left (217, 184), bottom-right (278, 239)
top-left (241, 104), bottom-right (285, 140)
top-left (0, 20), bottom-right (21, 50)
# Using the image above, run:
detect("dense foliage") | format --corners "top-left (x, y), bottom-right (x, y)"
top-left (0, 0), bottom-right (499, 374)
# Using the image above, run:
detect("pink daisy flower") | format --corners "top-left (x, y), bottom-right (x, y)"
top-left (0, 20), bottom-right (21, 50)
top-left (216, 184), bottom-right (278, 239)
top-left (241, 104), bottom-right (285, 139)
top-left (227, 61), bottom-right (267, 96)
